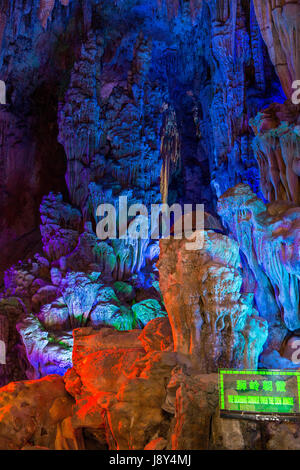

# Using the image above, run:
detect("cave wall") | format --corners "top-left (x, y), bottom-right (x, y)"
top-left (0, 0), bottom-right (299, 451)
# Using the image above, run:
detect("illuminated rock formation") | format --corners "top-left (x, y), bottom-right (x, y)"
top-left (249, 1), bottom-right (300, 207)
top-left (0, 0), bottom-right (283, 278)
top-left (0, 316), bottom-right (298, 449)
top-left (0, 375), bottom-right (77, 450)
top-left (0, 321), bottom-right (294, 450)
top-left (58, 31), bottom-right (164, 214)
top-left (0, 3), bottom-right (7, 49)
top-left (0, 297), bottom-right (32, 387)
top-left (253, 0), bottom-right (300, 100)
top-left (17, 313), bottom-right (73, 378)
top-left (138, 316), bottom-right (173, 353)
top-left (63, 325), bottom-right (188, 450)
top-left (0, 325), bottom-right (176, 450)
top-left (160, 107), bottom-right (181, 203)
top-left (39, 187), bottom-right (159, 281)
top-left (58, 32), bottom-right (103, 209)
top-left (16, 269), bottom-right (165, 377)
top-left (218, 184), bottom-right (300, 365)
top-left (0, 0), bottom-right (299, 451)
top-left (158, 230), bottom-right (268, 372)
top-left (2, 174), bottom-right (164, 378)
top-left (207, 0), bottom-right (252, 196)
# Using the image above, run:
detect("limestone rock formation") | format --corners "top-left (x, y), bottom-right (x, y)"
top-left (64, 327), bottom-right (175, 450)
top-left (3, 206), bottom-right (165, 377)
top-left (249, 1), bottom-right (300, 210)
top-left (250, 102), bottom-right (300, 204)
top-left (158, 230), bottom-right (268, 372)
top-left (253, 0), bottom-right (300, 100)
top-left (0, 0), bottom-right (300, 452)
top-left (0, 0), bottom-right (283, 279)
top-left (0, 324), bottom-right (298, 450)
top-left (132, 299), bottom-right (167, 327)
top-left (17, 314), bottom-right (73, 378)
top-left (0, 170), bottom-right (165, 379)
top-left (38, 0), bottom-right (71, 29)
top-left (40, 193), bottom-right (82, 260)
top-left (0, 375), bottom-right (76, 450)
top-left (138, 317), bottom-right (173, 353)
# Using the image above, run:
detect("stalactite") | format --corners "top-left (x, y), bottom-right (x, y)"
top-left (0, 315), bottom-right (8, 365)
top-left (160, 108), bottom-right (180, 203)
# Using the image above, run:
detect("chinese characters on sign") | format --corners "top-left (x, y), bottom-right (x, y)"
top-left (219, 370), bottom-right (300, 417)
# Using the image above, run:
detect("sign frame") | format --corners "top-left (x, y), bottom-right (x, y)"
top-left (219, 369), bottom-right (300, 422)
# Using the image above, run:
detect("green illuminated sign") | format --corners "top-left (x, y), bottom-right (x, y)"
top-left (219, 370), bottom-right (300, 417)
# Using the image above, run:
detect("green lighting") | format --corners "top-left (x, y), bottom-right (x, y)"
top-left (219, 369), bottom-right (300, 416)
